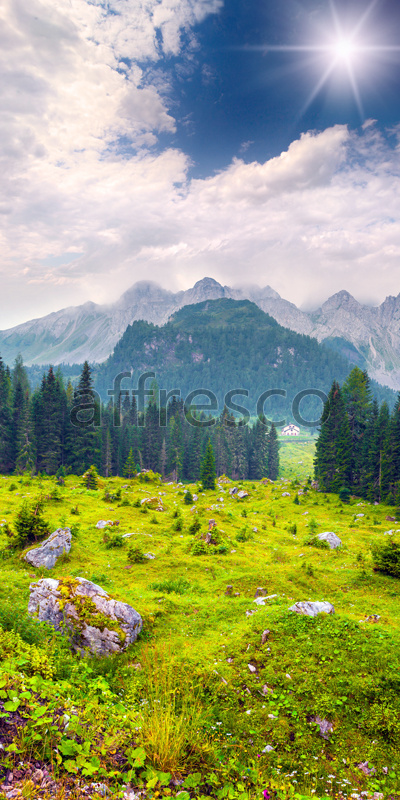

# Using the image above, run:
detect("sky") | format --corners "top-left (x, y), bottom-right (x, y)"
top-left (2, 0), bottom-right (400, 327)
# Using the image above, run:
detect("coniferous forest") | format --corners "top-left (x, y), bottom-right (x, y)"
top-left (0, 356), bottom-right (279, 481)
top-left (314, 365), bottom-right (400, 502)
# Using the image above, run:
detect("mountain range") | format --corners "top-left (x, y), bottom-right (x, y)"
top-left (1, 277), bottom-right (400, 389)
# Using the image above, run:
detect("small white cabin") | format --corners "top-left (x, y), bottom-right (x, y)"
top-left (281, 424), bottom-right (300, 436)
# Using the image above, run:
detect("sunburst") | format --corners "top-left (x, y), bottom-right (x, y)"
top-left (249, 0), bottom-right (400, 120)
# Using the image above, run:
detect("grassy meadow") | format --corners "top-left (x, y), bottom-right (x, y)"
top-left (0, 441), bottom-right (399, 799)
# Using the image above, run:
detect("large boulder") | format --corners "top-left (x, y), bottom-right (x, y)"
top-left (24, 528), bottom-right (72, 570)
top-left (317, 531), bottom-right (342, 549)
top-left (28, 577), bottom-right (142, 655)
top-left (289, 601), bottom-right (335, 617)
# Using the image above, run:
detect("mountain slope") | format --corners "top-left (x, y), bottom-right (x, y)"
top-left (94, 298), bottom-right (395, 417)
top-left (2, 277), bottom-right (400, 389)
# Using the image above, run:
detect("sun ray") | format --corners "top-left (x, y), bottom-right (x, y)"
top-left (345, 61), bottom-right (364, 119)
top-left (299, 60), bottom-right (338, 117)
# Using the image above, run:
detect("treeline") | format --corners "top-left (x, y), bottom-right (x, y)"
top-left (0, 356), bottom-right (279, 481)
top-left (315, 366), bottom-right (400, 502)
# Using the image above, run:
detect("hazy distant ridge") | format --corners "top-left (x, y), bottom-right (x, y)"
top-left (1, 277), bottom-right (400, 389)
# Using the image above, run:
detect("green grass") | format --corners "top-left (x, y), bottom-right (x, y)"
top-left (0, 468), bottom-right (400, 799)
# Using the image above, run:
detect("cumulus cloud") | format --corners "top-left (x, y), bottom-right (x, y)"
top-left (1, 0), bottom-right (400, 327)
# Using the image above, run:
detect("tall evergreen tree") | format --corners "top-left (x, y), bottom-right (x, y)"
top-left (200, 438), bottom-right (216, 490)
top-left (267, 422), bottom-right (279, 480)
top-left (314, 380), bottom-right (352, 492)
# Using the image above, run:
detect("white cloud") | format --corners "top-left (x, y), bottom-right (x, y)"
top-left (1, 0), bottom-right (400, 328)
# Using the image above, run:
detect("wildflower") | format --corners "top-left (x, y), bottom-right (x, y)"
top-left (263, 791), bottom-right (271, 800)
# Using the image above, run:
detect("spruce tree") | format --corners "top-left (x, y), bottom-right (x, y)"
top-left (314, 380), bottom-right (352, 492)
top-left (200, 439), bottom-right (216, 490)
top-left (123, 448), bottom-right (136, 479)
top-left (267, 423), bottom-right (279, 480)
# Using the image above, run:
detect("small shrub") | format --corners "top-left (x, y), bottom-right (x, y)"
top-left (128, 545), bottom-right (146, 563)
top-left (103, 486), bottom-right (121, 503)
top-left (184, 490), bottom-right (193, 505)
top-left (8, 483), bottom-right (17, 491)
top-left (305, 535), bottom-right (329, 549)
top-left (10, 498), bottom-right (50, 548)
top-left (140, 504), bottom-right (149, 514)
top-left (191, 540), bottom-right (207, 556)
top-left (70, 523), bottom-right (80, 537)
top-left (308, 517), bottom-right (318, 535)
top-left (372, 539), bottom-right (400, 578)
top-left (132, 498), bottom-right (141, 508)
top-left (106, 533), bottom-right (124, 549)
top-left (70, 504), bottom-right (80, 515)
top-left (82, 465), bottom-right (99, 490)
top-left (235, 528), bottom-right (252, 543)
top-left (241, 509), bottom-right (247, 518)
top-left (188, 519), bottom-right (201, 534)
top-left (286, 523), bottom-right (297, 535)
top-left (339, 486), bottom-right (351, 503)
top-left (150, 513), bottom-right (158, 524)
top-left (293, 495), bottom-right (300, 505)
top-left (119, 497), bottom-right (131, 507)
top-left (174, 518), bottom-right (183, 532)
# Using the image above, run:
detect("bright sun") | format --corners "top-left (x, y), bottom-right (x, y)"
top-left (334, 38), bottom-right (356, 61)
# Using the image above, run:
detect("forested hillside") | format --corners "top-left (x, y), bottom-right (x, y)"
top-left (95, 299), bottom-right (395, 419)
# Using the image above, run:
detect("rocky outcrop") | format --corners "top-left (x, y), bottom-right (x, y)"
top-left (289, 601), bottom-right (335, 617)
top-left (28, 577), bottom-right (142, 655)
top-left (24, 528), bottom-right (72, 570)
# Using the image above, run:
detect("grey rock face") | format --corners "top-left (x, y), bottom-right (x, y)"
top-left (289, 601), bottom-right (335, 617)
top-left (2, 277), bottom-right (400, 388)
top-left (310, 716), bottom-right (333, 740)
top-left (24, 528), bottom-right (72, 570)
top-left (317, 531), bottom-right (342, 549)
top-left (28, 577), bottom-right (142, 655)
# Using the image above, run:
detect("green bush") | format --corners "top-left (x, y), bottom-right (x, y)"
top-left (188, 519), bottom-right (201, 534)
top-left (150, 578), bottom-right (192, 595)
top-left (339, 486), bottom-right (351, 503)
top-left (82, 464), bottom-right (99, 490)
top-left (191, 540), bottom-right (207, 556)
top-left (105, 533), bottom-right (124, 549)
top-left (128, 545), bottom-right (146, 563)
top-left (10, 498), bottom-right (50, 548)
top-left (372, 538), bottom-right (400, 578)
top-left (184, 490), bottom-right (193, 505)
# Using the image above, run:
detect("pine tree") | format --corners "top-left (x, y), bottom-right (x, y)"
top-left (69, 361), bottom-right (101, 473)
top-left (0, 356), bottom-right (13, 473)
top-left (200, 439), bottom-right (216, 490)
top-left (314, 381), bottom-right (352, 492)
top-left (267, 422), bottom-right (279, 480)
top-left (123, 448), bottom-right (136, 479)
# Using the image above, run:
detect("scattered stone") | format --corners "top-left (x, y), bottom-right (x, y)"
top-left (140, 497), bottom-right (164, 511)
top-left (262, 745), bottom-right (274, 753)
top-left (237, 490), bottom-right (249, 499)
top-left (229, 487), bottom-right (238, 495)
top-left (282, 492), bottom-right (290, 497)
top-left (317, 531), bottom-right (342, 549)
top-left (289, 601), bottom-right (335, 617)
top-left (356, 513), bottom-right (364, 518)
top-left (357, 761), bottom-right (376, 776)
top-left (227, 657), bottom-right (234, 663)
top-left (233, 592), bottom-right (240, 596)
top-left (261, 629), bottom-right (270, 645)
top-left (96, 520), bottom-right (113, 529)
top-left (144, 553), bottom-right (155, 559)
top-left (261, 684), bottom-right (273, 695)
top-left (310, 715), bottom-right (333, 740)
top-left (248, 664), bottom-right (257, 673)
top-left (24, 528), bottom-right (72, 570)
top-left (386, 515), bottom-right (396, 522)
top-left (245, 609), bottom-right (257, 617)
top-left (254, 587), bottom-right (268, 598)
top-left (28, 577), bottom-right (142, 655)
top-left (254, 594), bottom-right (278, 606)
top-left (193, 494), bottom-right (198, 501)
top-left (122, 532), bottom-right (153, 539)
top-left (225, 585), bottom-right (233, 596)
top-left (208, 519), bottom-right (217, 530)
top-left (366, 614), bottom-right (381, 623)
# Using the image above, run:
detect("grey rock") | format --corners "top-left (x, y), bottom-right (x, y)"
top-left (289, 601), bottom-right (335, 617)
top-left (262, 745), bottom-right (274, 753)
top-left (310, 715), bottom-right (333, 740)
top-left (24, 528), bottom-right (72, 570)
top-left (237, 490), bottom-right (249, 499)
top-left (144, 553), bottom-right (155, 559)
top-left (28, 577), bottom-right (142, 655)
top-left (225, 585), bottom-right (233, 596)
top-left (254, 587), bottom-right (268, 598)
top-left (282, 492), bottom-right (290, 497)
top-left (96, 520), bottom-right (113, 529)
top-left (261, 629), bottom-right (271, 645)
top-left (229, 487), bottom-right (238, 495)
top-left (317, 531), bottom-right (342, 549)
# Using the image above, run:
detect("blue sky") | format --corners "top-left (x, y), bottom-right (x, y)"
top-left (1, 0), bottom-right (400, 327)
